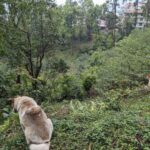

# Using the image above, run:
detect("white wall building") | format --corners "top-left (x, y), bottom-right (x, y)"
top-left (122, 0), bottom-right (149, 29)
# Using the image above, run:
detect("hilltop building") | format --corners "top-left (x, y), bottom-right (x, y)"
top-left (106, 0), bottom-right (149, 29)
top-left (121, 0), bottom-right (150, 29)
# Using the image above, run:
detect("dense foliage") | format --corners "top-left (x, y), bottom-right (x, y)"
top-left (0, 0), bottom-right (150, 150)
top-left (85, 29), bottom-right (150, 92)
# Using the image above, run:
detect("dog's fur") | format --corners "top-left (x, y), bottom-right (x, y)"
top-left (146, 74), bottom-right (150, 87)
top-left (12, 96), bottom-right (53, 150)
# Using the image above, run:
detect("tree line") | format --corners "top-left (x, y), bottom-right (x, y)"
top-left (0, 0), bottom-right (150, 86)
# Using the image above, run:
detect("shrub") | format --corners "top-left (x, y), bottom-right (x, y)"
top-left (84, 28), bottom-right (150, 94)
top-left (50, 58), bottom-right (69, 73)
top-left (83, 76), bottom-right (96, 92)
top-left (45, 74), bottom-right (84, 102)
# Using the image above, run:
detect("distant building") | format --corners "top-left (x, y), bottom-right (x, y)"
top-left (97, 19), bottom-right (108, 32)
top-left (122, 0), bottom-right (150, 29)
top-left (97, 19), bottom-right (107, 29)
top-left (106, 0), bottom-right (150, 29)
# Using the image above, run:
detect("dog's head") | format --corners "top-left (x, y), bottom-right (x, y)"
top-left (9, 96), bottom-right (37, 113)
top-left (146, 74), bottom-right (150, 80)
top-left (8, 96), bottom-right (22, 112)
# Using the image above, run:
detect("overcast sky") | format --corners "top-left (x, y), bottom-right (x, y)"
top-left (56, 0), bottom-right (106, 5)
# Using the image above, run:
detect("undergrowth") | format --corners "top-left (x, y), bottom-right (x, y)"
top-left (0, 92), bottom-right (150, 150)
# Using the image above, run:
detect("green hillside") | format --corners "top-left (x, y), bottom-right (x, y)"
top-left (0, 0), bottom-right (150, 150)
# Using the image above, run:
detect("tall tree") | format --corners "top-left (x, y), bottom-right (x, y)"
top-left (58, 0), bottom-right (91, 50)
top-left (0, 1), bottom-right (5, 55)
top-left (134, 0), bottom-right (139, 27)
top-left (3, 0), bottom-right (57, 82)
top-left (106, 0), bottom-right (119, 46)
top-left (80, 0), bottom-right (95, 41)
top-left (143, 0), bottom-right (150, 27)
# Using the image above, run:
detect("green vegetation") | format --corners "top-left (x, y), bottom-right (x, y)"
top-left (1, 93), bottom-right (150, 150)
top-left (0, 0), bottom-right (150, 150)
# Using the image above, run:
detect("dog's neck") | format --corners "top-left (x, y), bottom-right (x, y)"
top-left (17, 102), bottom-right (22, 112)
top-left (29, 140), bottom-right (50, 145)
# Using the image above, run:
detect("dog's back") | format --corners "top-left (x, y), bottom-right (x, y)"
top-left (25, 108), bottom-right (51, 142)
top-left (14, 96), bottom-right (53, 149)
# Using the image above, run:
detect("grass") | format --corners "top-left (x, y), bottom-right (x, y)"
top-left (0, 93), bottom-right (150, 150)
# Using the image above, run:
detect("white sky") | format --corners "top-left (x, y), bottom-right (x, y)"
top-left (56, 0), bottom-right (106, 5)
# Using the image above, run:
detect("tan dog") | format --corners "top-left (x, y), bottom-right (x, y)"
top-left (12, 96), bottom-right (53, 150)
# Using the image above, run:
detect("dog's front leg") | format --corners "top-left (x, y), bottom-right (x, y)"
top-left (47, 118), bottom-right (53, 140)
top-left (26, 137), bottom-right (30, 145)
top-left (21, 124), bottom-right (30, 144)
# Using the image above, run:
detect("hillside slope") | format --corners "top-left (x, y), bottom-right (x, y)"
top-left (0, 91), bottom-right (150, 150)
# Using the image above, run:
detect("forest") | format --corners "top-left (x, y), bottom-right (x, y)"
top-left (0, 0), bottom-right (150, 149)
